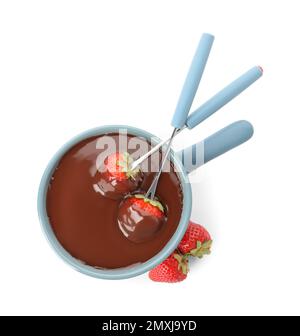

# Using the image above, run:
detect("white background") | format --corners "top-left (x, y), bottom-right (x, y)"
top-left (0, 0), bottom-right (299, 316)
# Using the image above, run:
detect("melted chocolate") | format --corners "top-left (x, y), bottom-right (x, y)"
top-left (46, 133), bottom-right (183, 269)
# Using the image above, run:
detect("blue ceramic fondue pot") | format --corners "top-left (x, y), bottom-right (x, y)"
top-left (38, 122), bottom-right (252, 279)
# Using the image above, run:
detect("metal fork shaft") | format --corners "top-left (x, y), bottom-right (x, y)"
top-left (145, 128), bottom-right (178, 200)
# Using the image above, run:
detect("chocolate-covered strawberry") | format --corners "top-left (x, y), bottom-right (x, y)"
top-left (95, 152), bottom-right (143, 200)
top-left (117, 194), bottom-right (166, 243)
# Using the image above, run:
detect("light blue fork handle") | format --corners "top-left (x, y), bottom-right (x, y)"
top-left (178, 120), bottom-right (254, 174)
top-left (186, 66), bottom-right (263, 129)
top-left (171, 33), bottom-right (214, 129)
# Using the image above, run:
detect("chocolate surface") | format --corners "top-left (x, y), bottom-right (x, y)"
top-left (46, 133), bottom-right (183, 269)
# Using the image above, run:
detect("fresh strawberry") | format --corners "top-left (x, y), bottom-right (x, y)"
top-left (148, 222), bottom-right (212, 282)
top-left (105, 152), bottom-right (140, 181)
top-left (178, 221), bottom-right (212, 257)
top-left (149, 252), bottom-right (188, 283)
top-left (128, 194), bottom-right (164, 218)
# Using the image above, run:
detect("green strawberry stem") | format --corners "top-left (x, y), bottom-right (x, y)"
top-left (185, 240), bottom-right (212, 258)
top-left (172, 240), bottom-right (212, 277)
top-left (134, 194), bottom-right (164, 213)
top-left (174, 251), bottom-right (189, 275)
top-left (117, 152), bottom-right (140, 180)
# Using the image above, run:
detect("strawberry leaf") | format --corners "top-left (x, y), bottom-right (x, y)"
top-left (148, 199), bottom-right (164, 213)
top-left (173, 253), bottom-right (189, 275)
top-left (180, 258), bottom-right (189, 275)
top-left (117, 152), bottom-right (141, 180)
top-left (173, 253), bottom-right (182, 263)
top-left (190, 240), bottom-right (212, 258)
top-left (133, 195), bottom-right (164, 213)
top-left (134, 194), bottom-right (145, 199)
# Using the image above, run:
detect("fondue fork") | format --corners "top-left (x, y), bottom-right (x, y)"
top-left (132, 33), bottom-right (214, 174)
top-left (144, 33), bottom-right (215, 199)
top-left (144, 65), bottom-right (263, 199)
